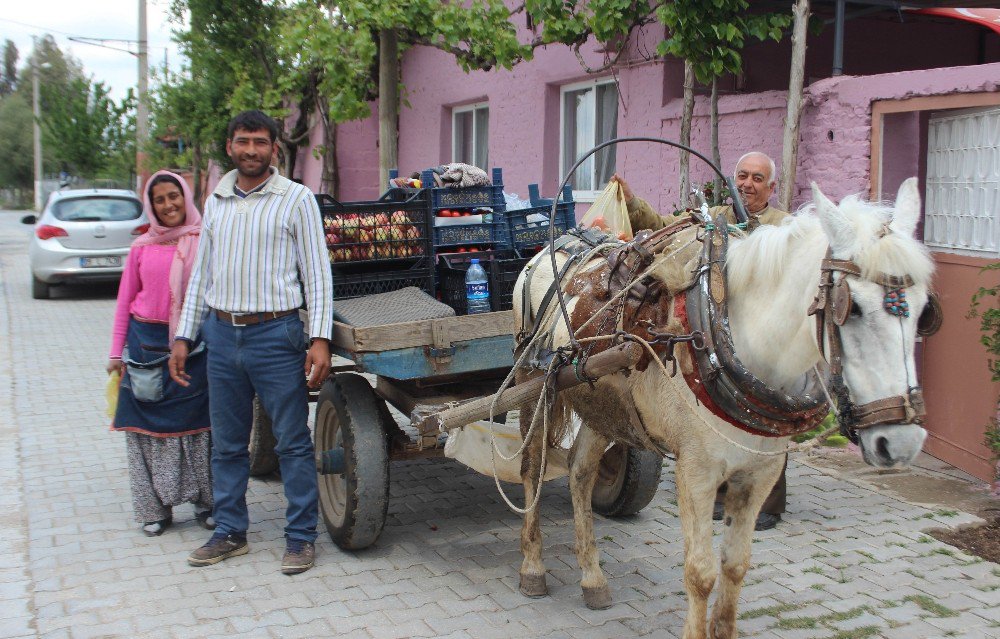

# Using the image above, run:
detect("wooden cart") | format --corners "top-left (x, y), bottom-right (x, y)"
top-left (250, 310), bottom-right (664, 550)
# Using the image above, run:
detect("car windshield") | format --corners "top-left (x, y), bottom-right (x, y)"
top-left (52, 197), bottom-right (141, 222)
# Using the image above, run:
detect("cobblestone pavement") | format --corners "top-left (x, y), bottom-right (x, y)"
top-left (2, 209), bottom-right (999, 639)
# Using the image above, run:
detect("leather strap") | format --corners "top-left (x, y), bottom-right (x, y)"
top-left (214, 308), bottom-right (296, 326)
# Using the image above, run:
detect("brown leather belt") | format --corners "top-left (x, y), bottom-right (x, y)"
top-left (214, 308), bottom-right (296, 326)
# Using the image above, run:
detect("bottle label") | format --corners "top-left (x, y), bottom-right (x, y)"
top-left (466, 282), bottom-right (489, 300)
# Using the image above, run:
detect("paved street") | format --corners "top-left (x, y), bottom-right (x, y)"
top-left (2, 208), bottom-right (1000, 639)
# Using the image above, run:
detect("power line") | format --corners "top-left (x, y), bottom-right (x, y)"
top-left (0, 17), bottom-right (171, 49)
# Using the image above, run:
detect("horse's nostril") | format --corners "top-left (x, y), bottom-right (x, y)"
top-left (876, 436), bottom-right (891, 460)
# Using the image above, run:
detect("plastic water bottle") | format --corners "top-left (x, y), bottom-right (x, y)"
top-left (465, 258), bottom-right (491, 314)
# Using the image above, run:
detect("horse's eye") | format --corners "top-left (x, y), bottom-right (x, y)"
top-left (850, 301), bottom-right (863, 317)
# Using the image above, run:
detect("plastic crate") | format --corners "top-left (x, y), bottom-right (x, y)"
top-left (436, 250), bottom-right (532, 315)
top-left (504, 184), bottom-right (576, 251)
top-left (419, 167), bottom-right (506, 212)
top-left (432, 212), bottom-right (509, 249)
top-left (316, 190), bottom-right (432, 271)
top-left (333, 261), bottom-right (435, 300)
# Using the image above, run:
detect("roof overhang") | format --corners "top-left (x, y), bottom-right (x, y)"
top-left (907, 8), bottom-right (1000, 35)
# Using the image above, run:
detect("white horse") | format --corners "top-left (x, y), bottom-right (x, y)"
top-left (511, 179), bottom-right (933, 639)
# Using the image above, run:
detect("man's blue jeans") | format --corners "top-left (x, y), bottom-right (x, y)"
top-left (203, 311), bottom-right (317, 542)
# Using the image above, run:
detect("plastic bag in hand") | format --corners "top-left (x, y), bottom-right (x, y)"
top-left (579, 180), bottom-right (633, 241)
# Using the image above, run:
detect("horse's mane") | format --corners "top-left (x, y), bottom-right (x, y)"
top-left (727, 194), bottom-right (934, 293)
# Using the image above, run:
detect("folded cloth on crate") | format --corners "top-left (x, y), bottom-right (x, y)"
top-left (440, 163), bottom-right (491, 188)
top-left (334, 286), bottom-right (455, 327)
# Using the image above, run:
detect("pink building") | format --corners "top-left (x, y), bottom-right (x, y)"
top-left (283, 6), bottom-right (1000, 482)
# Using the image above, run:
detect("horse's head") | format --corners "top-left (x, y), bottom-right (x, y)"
top-left (811, 178), bottom-right (936, 468)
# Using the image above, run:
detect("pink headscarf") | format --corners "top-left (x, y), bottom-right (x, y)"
top-left (133, 170), bottom-right (202, 344)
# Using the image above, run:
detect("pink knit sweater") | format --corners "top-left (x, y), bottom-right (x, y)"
top-left (109, 244), bottom-right (177, 359)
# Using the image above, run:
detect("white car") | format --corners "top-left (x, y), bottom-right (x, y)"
top-left (22, 189), bottom-right (146, 299)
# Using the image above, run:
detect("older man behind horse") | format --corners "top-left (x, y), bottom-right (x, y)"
top-left (612, 151), bottom-right (788, 531)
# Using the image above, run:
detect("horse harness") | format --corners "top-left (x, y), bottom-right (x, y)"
top-left (516, 212), bottom-right (940, 446)
top-left (806, 246), bottom-right (940, 443)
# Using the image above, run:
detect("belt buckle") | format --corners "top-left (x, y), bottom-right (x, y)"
top-left (228, 312), bottom-right (249, 327)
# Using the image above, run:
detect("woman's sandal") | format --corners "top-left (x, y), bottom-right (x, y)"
top-left (195, 510), bottom-right (216, 530)
top-left (141, 515), bottom-right (173, 537)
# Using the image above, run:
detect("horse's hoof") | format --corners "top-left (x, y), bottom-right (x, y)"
top-left (582, 584), bottom-right (613, 610)
top-left (519, 574), bottom-right (548, 598)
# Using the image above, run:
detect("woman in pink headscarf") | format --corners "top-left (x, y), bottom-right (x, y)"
top-left (107, 170), bottom-right (214, 537)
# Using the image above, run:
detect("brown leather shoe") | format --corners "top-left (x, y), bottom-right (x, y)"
top-left (188, 532), bottom-right (249, 567)
top-left (281, 540), bottom-right (315, 575)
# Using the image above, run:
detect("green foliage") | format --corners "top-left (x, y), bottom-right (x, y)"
top-left (0, 92), bottom-right (33, 188)
top-left (968, 262), bottom-right (1000, 464)
top-left (0, 35), bottom-right (135, 189)
top-left (656, 0), bottom-right (792, 85)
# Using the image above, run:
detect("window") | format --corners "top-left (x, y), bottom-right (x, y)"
top-left (561, 78), bottom-right (618, 198)
top-left (924, 106), bottom-right (1000, 257)
top-left (52, 196), bottom-right (142, 222)
top-left (453, 103), bottom-right (489, 169)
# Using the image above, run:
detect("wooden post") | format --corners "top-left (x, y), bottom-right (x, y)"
top-left (780, 0), bottom-right (810, 213)
top-left (679, 60), bottom-right (694, 208)
top-left (378, 29), bottom-right (399, 193)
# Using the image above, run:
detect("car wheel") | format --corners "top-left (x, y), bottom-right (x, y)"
top-left (31, 277), bottom-right (50, 300)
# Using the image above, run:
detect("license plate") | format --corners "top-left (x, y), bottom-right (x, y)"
top-left (80, 256), bottom-right (121, 268)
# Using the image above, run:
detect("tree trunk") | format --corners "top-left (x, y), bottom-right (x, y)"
top-left (679, 60), bottom-right (694, 209)
top-left (378, 29), bottom-right (399, 193)
top-left (710, 77), bottom-right (722, 205)
top-left (192, 143), bottom-right (202, 206)
top-left (322, 119), bottom-right (339, 199)
top-left (780, 0), bottom-right (810, 212)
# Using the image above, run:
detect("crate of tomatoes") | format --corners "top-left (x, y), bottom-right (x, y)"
top-left (432, 207), bottom-right (509, 249)
top-left (316, 189), bottom-right (435, 298)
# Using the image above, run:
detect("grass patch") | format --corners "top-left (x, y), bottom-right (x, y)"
top-left (935, 509), bottom-right (959, 517)
top-left (904, 568), bottom-right (925, 579)
top-left (739, 602), bottom-right (806, 620)
top-left (857, 550), bottom-right (876, 562)
top-left (932, 547), bottom-right (956, 557)
top-left (828, 625), bottom-right (883, 639)
top-left (777, 616), bottom-right (818, 629)
top-left (810, 584), bottom-right (827, 591)
top-left (819, 606), bottom-right (869, 623)
top-left (804, 566), bottom-right (827, 575)
top-left (904, 594), bottom-right (959, 618)
top-left (601, 535), bottom-right (614, 542)
top-left (917, 535), bottom-right (935, 543)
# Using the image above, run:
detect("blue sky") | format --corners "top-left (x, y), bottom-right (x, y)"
top-left (3, 0), bottom-right (182, 102)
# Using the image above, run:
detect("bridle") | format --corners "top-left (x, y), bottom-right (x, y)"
top-left (807, 247), bottom-right (931, 444)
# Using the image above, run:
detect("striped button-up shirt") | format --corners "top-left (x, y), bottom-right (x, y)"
top-left (176, 168), bottom-right (334, 341)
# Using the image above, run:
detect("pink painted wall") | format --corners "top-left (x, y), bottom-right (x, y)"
top-left (231, 12), bottom-right (999, 210)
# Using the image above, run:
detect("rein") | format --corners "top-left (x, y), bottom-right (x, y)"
top-left (807, 248), bottom-right (926, 443)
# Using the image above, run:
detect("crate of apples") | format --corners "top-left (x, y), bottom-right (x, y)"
top-left (324, 209), bottom-right (426, 262)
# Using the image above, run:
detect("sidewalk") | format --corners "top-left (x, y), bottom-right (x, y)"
top-left (1, 209), bottom-right (999, 639)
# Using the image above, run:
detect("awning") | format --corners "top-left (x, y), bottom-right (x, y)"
top-left (908, 8), bottom-right (1000, 36)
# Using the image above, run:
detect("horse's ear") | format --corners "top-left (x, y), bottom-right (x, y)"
top-left (891, 177), bottom-right (921, 238)
top-left (812, 182), bottom-right (855, 255)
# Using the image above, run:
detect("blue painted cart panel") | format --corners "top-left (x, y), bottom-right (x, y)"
top-left (334, 334), bottom-right (515, 380)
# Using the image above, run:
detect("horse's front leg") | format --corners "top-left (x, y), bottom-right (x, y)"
top-left (676, 456), bottom-right (724, 639)
top-left (518, 399), bottom-right (548, 598)
top-left (710, 455), bottom-right (785, 639)
top-left (568, 422), bottom-right (612, 609)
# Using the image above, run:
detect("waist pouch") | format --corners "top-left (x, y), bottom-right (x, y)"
top-left (122, 341), bottom-right (205, 403)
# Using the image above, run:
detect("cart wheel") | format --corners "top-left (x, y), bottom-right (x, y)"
top-left (249, 396), bottom-right (279, 477)
top-left (315, 373), bottom-right (390, 550)
top-left (591, 444), bottom-right (662, 517)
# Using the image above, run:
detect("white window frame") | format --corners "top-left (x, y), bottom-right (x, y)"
top-left (559, 77), bottom-right (618, 202)
top-left (452, 102), bottom-right (489, 168)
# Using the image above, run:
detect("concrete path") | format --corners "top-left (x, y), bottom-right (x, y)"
top-left (1, 209), bottom-right (998, 639)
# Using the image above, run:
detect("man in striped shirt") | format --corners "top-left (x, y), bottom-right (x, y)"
top-left (169, 110), bottom-right (334, 574)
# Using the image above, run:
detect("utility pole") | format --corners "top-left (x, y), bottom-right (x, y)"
top-left (137, 0), bottom-right (149, 190)
top-left (32, 37), bottom-right (44, 211)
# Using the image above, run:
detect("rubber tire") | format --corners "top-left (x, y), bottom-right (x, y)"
top-left (316, 373), bottom-right (390, 550)
top-left (590, 444), bottom-right (663, 517)
top-left (248, 396), bottom-right (280, 477)
top-left (32, 277), bottom-right (49, 300)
